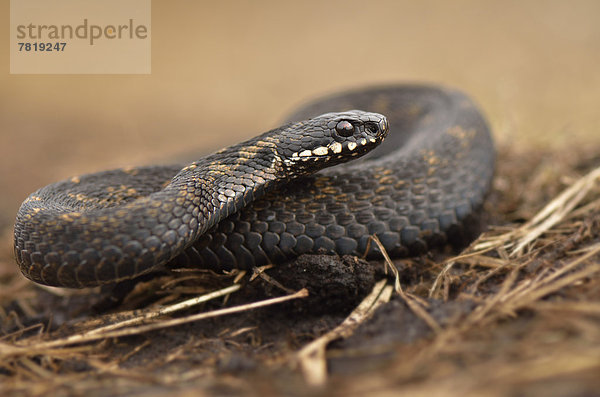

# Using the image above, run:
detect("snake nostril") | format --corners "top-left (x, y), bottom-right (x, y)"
top-left (364, 122), bottom-right (379, 135)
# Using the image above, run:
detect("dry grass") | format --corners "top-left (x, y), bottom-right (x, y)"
top-left (1, 145), bottom-right (599, 396)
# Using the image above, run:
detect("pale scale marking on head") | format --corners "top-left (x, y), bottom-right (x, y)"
top-left (329, 142), bottom-right (342, 153)
top-left (312, 146), bottom-right (328, 156)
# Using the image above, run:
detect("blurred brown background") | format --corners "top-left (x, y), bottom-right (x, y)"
top-left (1, 0), bottom-right (599, 231)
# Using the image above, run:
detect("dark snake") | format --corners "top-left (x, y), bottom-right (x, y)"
top-left (14, 85), bottom-right (495, 288)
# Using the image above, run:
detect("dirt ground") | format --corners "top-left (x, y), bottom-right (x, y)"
top-left (1, 1), bottom-right (600, 396)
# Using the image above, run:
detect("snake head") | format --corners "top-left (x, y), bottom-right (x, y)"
top-left (277, 110), bottom-right (389, 178)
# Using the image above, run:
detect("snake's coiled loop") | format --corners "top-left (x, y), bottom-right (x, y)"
top-left (14, 85), bottom-right (495, 288)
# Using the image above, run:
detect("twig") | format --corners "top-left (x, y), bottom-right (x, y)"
top-left (296, 279), bottom-right (393, 386)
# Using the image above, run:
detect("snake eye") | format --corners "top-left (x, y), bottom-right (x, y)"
top-left (364, 122), bottom-right (379, 135)
top-left (335, 120), bottom-right (354, 137)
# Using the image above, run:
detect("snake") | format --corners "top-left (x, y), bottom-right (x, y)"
top-left (14, 85), bottom-right (495, 288)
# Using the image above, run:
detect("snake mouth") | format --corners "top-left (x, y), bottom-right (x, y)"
top-left (290, 134), bottom-right (381, 162)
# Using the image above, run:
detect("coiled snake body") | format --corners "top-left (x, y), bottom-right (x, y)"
top-left (14, 85), bottom-right (495, 288)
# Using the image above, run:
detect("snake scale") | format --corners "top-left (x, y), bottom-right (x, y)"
top-left (14, 85), bottom-right (495, 288)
